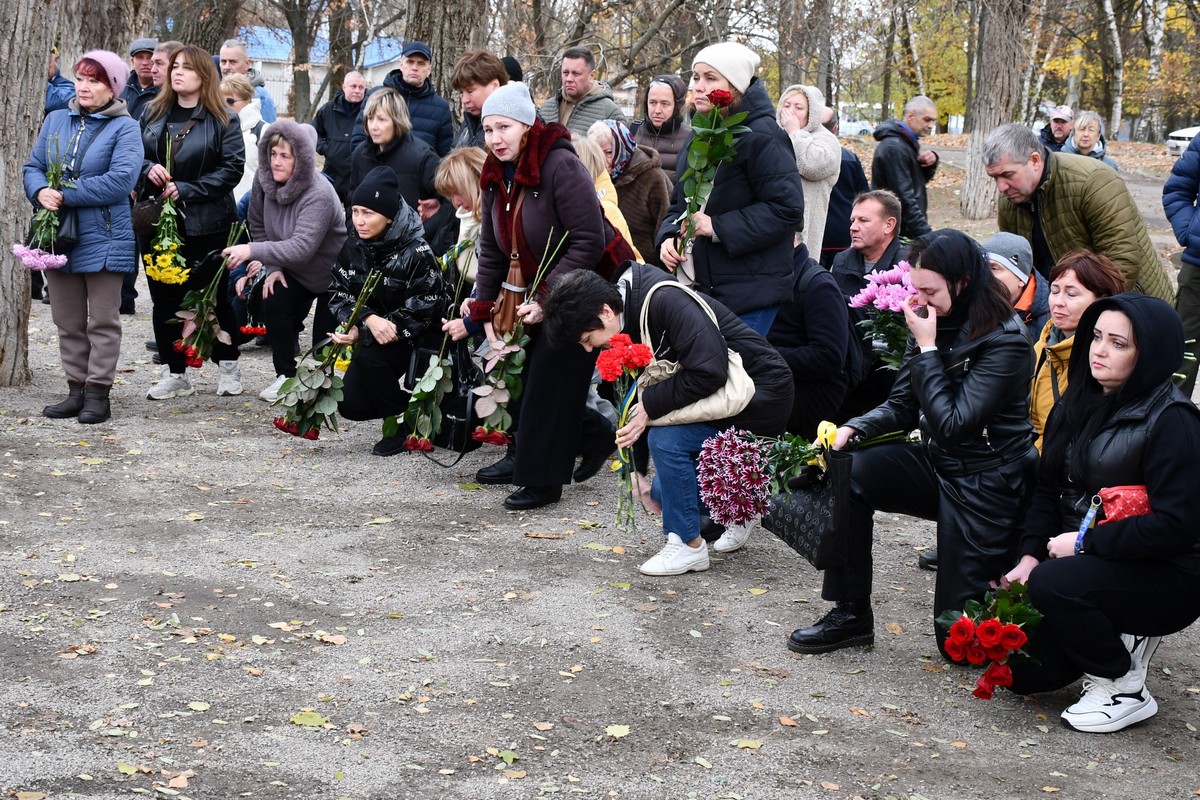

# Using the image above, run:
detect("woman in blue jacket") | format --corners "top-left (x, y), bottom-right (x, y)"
top-left (23, 50), bottom-right (142, 424)
top-left (1163, 131), bottom-right (1200, 394)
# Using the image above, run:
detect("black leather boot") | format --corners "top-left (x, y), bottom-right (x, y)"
top-left (78, 384), bottom-right (111, 424)
top-left (787, 601), bottom-right (875, 654)
top-left (43, 382), bottom-right (85, 418)
top-left (918, 550), bottom-right (939, 570)
top-left (476, 441), bottom-right (516, 484)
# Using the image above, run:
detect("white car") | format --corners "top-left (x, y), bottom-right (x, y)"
top-left (1167, 125), bottom-right (1199, 157)
top-left (843, 119), bottom-right (874, 136)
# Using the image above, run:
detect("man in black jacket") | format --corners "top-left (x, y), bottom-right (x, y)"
top-left (870, 96), bottom-right (938, 240)
top-left (312, 71), bottom-right (366, 204)
top-left (831, 189), bottom-right (907, 419)
top-left (450, 49), bottom-right (508, 150)
top-left (1039, 105), bottom-right (1073, 153)
top-left (353, 41), bottom-right (454, 156)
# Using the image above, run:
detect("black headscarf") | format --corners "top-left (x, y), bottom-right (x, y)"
top-left (1043, 292), bottom-right (1185, 479)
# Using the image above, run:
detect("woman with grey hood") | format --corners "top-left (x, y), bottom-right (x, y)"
top-left (777, 84), bottom-right (841, 256)
top-left (222, 120), bottom-right (347, 402)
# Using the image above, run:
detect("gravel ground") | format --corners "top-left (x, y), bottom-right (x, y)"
top-left (2, 181), bottom-right (1199, 800)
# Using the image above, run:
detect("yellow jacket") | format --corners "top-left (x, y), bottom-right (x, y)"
top-left (593, 172), bottom-right (643, 262)
top-left (1031, 320), bottom-right (1074, 451)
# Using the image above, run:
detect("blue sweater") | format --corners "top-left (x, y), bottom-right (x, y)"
top-left (23, 101), bottom-right (142, 274)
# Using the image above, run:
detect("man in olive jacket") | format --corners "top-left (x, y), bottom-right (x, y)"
top-left (537, 46), bottom-right (625, 136)
top-left (984, 122), bottom-right (1174, 304)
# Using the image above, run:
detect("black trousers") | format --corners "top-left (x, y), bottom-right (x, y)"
top-left (1009, 557), bottom-right (1200, 694)
top-left (147, 231), bottom-right (239, 373)
top-left (821, 441), bottom-right (1037, 652)
top-left (510, 326), bottom-right (598, 487)
top-left (338, 339), bottom-right (413, 422)
top-left (262, 278), bottom-right (336, 377)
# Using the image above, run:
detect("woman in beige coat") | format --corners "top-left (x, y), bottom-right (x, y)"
top-left (777, 84), bottom-right (841, 256)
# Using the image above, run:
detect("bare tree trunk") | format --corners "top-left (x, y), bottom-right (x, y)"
top-left (171, 0), bottom-right (241, 54)
top-left (900, 2), bottom-right (926, 97)
top-left (963, 0), bottom-right (980, 134)
top-left (961, 0), bottom-right (1031, 219)
top-left (882, 9), bottom-right (896, 118)
top-left (1099, 0), bottom-right (1123, 136)
top-left (273, 0), bottom-right (328, 121)
top-left (407, 0), bottom-right (485, 99)
top-left (1019, 0), bottom-right (1047, 123)
top-left (2, 0), bottom-right (60, 386)
top-left (777, 0), bottom-right (803, 88)
top-left (1139, 0), bottom-right (1167, 142)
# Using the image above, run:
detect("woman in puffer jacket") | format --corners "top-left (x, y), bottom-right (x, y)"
top-left (221, 120), bottom-right (347, 403)
top-left (22, 50), bottom-right (142, 424)
top-left (328, 166), bottom-right (445, 456)
top-left (777, 84), bottom-right (841, 256)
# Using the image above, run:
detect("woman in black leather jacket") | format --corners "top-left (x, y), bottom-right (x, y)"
top-left (789, 229), bottom-right (1038, 657)
top-left (139, 45), bottom-right (245, 401)
top-left (1002, 294), bottom-right (1200, 733)
top-left (328, 166), bottom-right (445, 456)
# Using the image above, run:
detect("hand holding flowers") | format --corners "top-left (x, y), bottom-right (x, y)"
top-left (14, 135), bottom-right (73, 271)
top-left (847, 259), bottom-right (918, 369)
top-left (596, 333), bottom-right (654, 531)
top-left (672, 90), bottom-right (750, 260)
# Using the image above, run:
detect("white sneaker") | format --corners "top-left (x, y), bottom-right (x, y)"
top-left (216, 360), bottom-right (243, 396)
top-left (259, 374), bottom-right (288, 402)
top-left (712, 517), bottom-right (757, 553)
top-left (147, 373), bottom-right (195, 400)
top-left (639, 532), bottom-right (710, 576)
top-left (1120, 633), bottom-right (1163, 676)
top-left (1061, 664), bottom-right (1158, 733)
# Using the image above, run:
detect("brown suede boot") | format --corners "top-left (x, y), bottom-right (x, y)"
top-left (43, 382), bottom-right (85, 418)
top-left (78, 384), bottom-right (111, 424)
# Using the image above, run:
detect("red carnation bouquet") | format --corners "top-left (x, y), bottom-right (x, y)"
top-left (672, 90), bottom-right (750, 260)
top-left (935, 582), bottom-right (1043, 700)
top-left (596, 333), bottom-right (653, 531)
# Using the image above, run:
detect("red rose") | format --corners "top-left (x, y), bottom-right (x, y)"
top-left (984, 644), bottom-right (1009, 663)
top-left (609, 333), bottom-right (632, 350)
top-left (302, 428), bottom-right (319, 440)
top-left (965, 642), bottom-right (988, 665)
top-left (186, 346), bottom-right (198, 358)
top-left (596, 349), bottom-right (625, 382)
top-left (972, 674), bottom-right (995, 700)
top-left (173, 339), bottom-right (186, 353)
top-left (471, 427), bottom-right (489, 442)
top-left (999, 623), bottom-right (1028, 651)
top-left (486, 430), bottom-right (510, 446)
top-left (273, 417), bottom-right (300, 437)
top-left (626, 343), bottom-right (653, 370)
top-left (187, 357), bottom-right (204, 369)
top-left (983, 661), bottom-right (1013, 688)
top-left (948, 615), bottom-right (975, 644)
top-left (708, 89), bottom-right (734, 108)
top-left (405, 435), bottom-right (434, 452)
top-left (976, 618), bottom-right (1004, 648)
top-left (943, 638), bottom-right (966, 663)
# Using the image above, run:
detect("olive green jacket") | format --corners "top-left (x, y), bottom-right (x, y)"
top-left (998, 152), bottom-right (1174, 303)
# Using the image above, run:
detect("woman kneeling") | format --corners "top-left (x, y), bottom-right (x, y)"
top-left (1002, 294), bottom-right (1200, 733)
top-left (328, 166), bottom-right (445, 455)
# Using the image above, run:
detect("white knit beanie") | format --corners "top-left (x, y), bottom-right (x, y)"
top-left (481, 81), bottom-right (536, 126)
top-left (692, 42), bottom-right (760, 94)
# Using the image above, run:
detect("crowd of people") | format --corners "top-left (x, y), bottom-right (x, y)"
top-left (21, 35), bottom-right (1200, 734)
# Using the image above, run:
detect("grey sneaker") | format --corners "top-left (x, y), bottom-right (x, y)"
top-left (259, 374), bottom-right (287, 402)
top-left (216, 360), bottom-right (243, 396)
top-left (147, 373), bottom-right (195, 400)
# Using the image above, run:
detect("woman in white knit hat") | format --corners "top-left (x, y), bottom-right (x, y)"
top-left (656, 41), bottom-right (804, 336)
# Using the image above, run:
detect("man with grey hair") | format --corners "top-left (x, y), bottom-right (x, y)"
top-left (870, 95), bottom-right (939, 239)
top-left (983, 122), bottom-right (1174, 302)
top-left (219, 39), bottom-right (277, 121)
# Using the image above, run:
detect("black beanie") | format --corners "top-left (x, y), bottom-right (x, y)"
top-left (350, 166), bottom-right (401, 220)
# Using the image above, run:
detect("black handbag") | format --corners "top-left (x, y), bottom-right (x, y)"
top-left (405, 338), bottom-right (483, 458)
top-left (53, 208), bottom-right (80, 252)
top-left (763, 448), bottom-right (853, 570)
top-left (131, 197), bottom-right (164, 235)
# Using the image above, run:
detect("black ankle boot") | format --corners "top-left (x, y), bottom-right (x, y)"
top-left (476, 442), bottom-right (516, 484)
top-left (787, 601), bottom-right (875, 654)
top-left (43, 382), bottom-right (85, 418)
top-left (78, 384), bottom-right (111, 424)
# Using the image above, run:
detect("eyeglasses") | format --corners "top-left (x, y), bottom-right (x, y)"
top-left (225, 97), bottom-right (238, 106)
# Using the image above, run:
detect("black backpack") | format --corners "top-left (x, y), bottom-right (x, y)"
top-left (795, 264), bottom-right (870, 389)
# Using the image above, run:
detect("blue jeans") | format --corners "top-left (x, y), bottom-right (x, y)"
top-left (648, 422), bottom-right (720, 543)
top-left (738, 307), bottom-right (779, 336)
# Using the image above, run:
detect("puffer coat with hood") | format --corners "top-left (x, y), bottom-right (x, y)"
top-left (247, 120), bottom-right (347, 294)
top-left (776, 84), bottom-right (841, 256)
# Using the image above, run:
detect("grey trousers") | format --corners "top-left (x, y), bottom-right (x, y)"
top-left (44, 269), bottom-right (124, 387)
